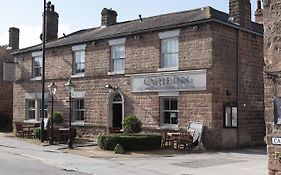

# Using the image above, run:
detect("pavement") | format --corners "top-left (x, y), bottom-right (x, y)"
top-left (0, 132), bottom-right (268, 175)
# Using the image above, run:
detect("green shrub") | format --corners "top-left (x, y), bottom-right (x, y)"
top-left (47, 112), bottom-right (63, 126)
top-left (98, 134), bottom-right (161, 151)
top-left (122, 115), bottom-right (142, 134)
top-left (34, 128), bottom-right (48, 140)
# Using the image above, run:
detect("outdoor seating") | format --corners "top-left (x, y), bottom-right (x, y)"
top-left (173, 129), bottom-right (194, 150)
top-left (51, 127), bottom-right (76, 143)
top-left (23, 123), bottom-right (39, 138)
top-left (15, 123), bottom-right (26, 138)
top-left (161, 130), bottom-right (173, 148)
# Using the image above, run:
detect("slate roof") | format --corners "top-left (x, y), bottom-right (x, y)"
top-left (13, 6), bottom-right (263, 54)
top-left (0, 46), bottom-right (13, 61)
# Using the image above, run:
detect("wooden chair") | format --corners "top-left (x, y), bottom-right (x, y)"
top-left (174, 129), bottom-right (194, 150)
top-left (161, 130), bottom-right (173, 148)
top-left (15, 123), bottom-right (26, 138)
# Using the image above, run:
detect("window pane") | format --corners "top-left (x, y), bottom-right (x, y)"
top-left (28, 111), bottom-right (35, 119)
top-left (27, 100), bottom-right (35, 120)
top-left (80, 100), bottom-right (84, 109)
top-left (164, 112), bottom-right (170, 124)
top-left (232, 107), bottom-right (237, 127)
top-left (161, 38), bottom-right (178, 68)
top-left (171, 99), bottom-right (178, 110)
top-left (164, 99), bottom-right (169, 110)
top-left (35, 68), bottom-right (41, 76)
top-left (113, 59), bottom-right (124, 72)
top-left (225, 106), bottom-right (231, 127)
top-left (112, 45), bottom-right (125, 59)
top-left (171, 112), bottom-right (178, 124)
top-left (73, 50), bottom-right (85, 74)
top-left (33, 56), bottom-right (42, 77)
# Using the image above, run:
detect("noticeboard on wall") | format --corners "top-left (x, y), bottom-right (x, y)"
top-left (274, 97), bottom-right (281, 124)
top-left (3, 62), bottom-right (15, 81)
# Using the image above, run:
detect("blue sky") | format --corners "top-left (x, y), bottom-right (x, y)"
top-left (0, 0), bottom-right (257, 48)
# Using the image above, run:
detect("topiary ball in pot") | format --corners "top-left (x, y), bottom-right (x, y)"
top-left (122, 115), bottom-right (142, 134)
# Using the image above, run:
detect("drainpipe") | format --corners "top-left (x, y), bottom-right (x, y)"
top-left (236, 29), bottom-right (240, 148)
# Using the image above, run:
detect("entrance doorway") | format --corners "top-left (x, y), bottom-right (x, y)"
top-left (113, 103), bottom-right (122, 128)
top-left (108, 92), bottom-right (124, 130)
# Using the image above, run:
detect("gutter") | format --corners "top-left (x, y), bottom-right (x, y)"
top-left (236, 29), bottom-right (240, 148)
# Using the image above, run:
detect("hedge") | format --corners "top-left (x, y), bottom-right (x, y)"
top-left (98, 134), bottom-right (161, 151)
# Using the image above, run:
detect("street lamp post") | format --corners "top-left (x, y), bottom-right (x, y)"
top-left (65, 78), bottom-right (75, 149)
top-left (40, 0), bottom-right (47, 143)
top-left (48, 81), bottom-right (57, 145)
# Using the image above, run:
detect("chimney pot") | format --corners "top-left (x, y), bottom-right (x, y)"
top-left (43, 1), bottom-right (59, 42)
top-left (9, 27), bottom-right (19, 50)
top-left (255, 0), bottom-right (263, 24)
top-left (101, 8), bottom-right (117, 27)
top-left (229, 0), bottom-right (252, 28)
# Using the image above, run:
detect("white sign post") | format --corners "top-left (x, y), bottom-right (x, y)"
top-left (272, 137), bottom-right (281, 145)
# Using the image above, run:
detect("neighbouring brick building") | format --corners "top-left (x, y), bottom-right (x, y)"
top-left (263, 0), bottom-right (281, 174)
top-left (12, 0), bottom-right (265, 149)
top-left (0, 27), bottom-right (19, 130)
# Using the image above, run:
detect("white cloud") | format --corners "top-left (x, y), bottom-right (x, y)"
top-left (0, 23), bottom-right (75, 49)
top-left (0, 32), bottom-right (9, 46)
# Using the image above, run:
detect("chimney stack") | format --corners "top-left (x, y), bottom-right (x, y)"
top-left (229, 0), bottom-right (252, 28)
top-left (9, 27), bottom-right (19, 50)
top-left (101, 8), bottom-right (117, 27)
top-left (255, 0), bottom-right (263, 24)
top-left (43, 1), bottom-right (59, 42)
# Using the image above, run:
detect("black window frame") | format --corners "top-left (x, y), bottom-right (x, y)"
top-left (223, 102), bottom-right (238, 128)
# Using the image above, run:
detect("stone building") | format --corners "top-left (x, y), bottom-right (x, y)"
top-left (263, 0), bottom-right (281, 174)
top-left (0, 27), bottom-right (19, 130)
top-left (12, 0), bottom-right (265, 149)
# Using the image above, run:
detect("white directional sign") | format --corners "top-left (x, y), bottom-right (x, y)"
top-left (272, 137), bottom-right (281, 145)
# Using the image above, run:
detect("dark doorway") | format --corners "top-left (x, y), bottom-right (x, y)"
top-left (112, 103), bottom-right (122, 128)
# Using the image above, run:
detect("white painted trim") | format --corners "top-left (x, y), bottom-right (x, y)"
top-left (31, 77), bottom-right (42, 81)
top-left (109, 38), bottom-right (126, 46)
top-left (72, 91), bottom-right (86, 98)
top-left (160, 124), bottom-right (179, 130)
top-left (159, 92), bottom-right (179, 97)
top-left (72, 121), bottom-right (85, 126)
top-left (106, 90), bottom-right (125, 133)
top-left (108, 70), bottom-right (125, 75)
top-left (23, 119), bottom-right (39, 123)
top-left (72, 44), bottom-right (86, 51)
top-left (25, 93), bottom-right (49, 99)
top-left (157, 67), bottom-right (179, 72)
top-left (31, 51), bottom-right (43, 57)
top-left (71, 73), bottom-right (85, 78)
top-left (159, 29), bottom-right (180, 39)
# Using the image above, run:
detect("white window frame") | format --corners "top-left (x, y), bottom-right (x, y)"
top-left (25, 92), bottom-right (49, 122)
top-left (31, 51), bottom-right (43, 80)
top-left (160, 97), bottom-right (179, 128)
top-left (26, 100), bottom-right (35, 120)
top-left (108, 38), bottom-right (126, 75)
top-left (73, 99), bottom-right (84, 122)
top-left (32, 56), bottom-right (42, 78)
top-left (72, 44), bottom-right (86, 77)
top-left (159, 30), bottom-right (180, 71)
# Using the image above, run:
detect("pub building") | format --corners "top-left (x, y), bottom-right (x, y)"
top-left (11, 0), bottom-right (265, 149)
top-left (263, 0), bottom-right (281, 174)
